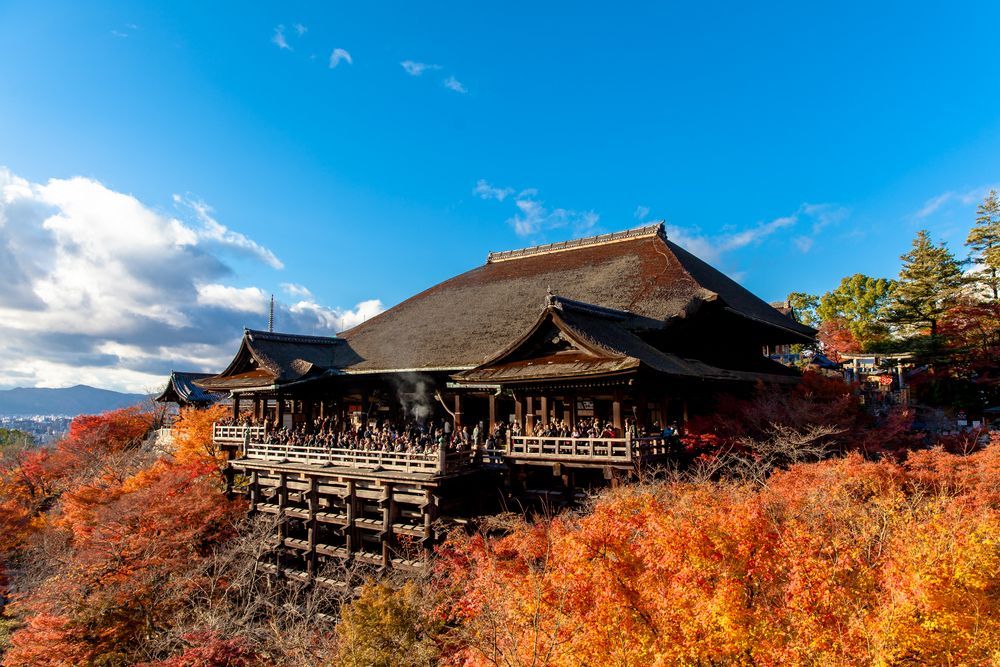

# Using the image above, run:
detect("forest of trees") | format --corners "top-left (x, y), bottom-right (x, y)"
top-left (0, 379), bottom-right (993, 666)
top-left (788, 190), bottom-right (1000, 415)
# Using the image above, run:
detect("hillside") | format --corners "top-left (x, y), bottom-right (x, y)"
top-left (0, 384), bottom-right (149, 416)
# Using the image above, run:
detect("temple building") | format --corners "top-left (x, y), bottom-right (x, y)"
top-left (194, 222), bottom-right (814, 580)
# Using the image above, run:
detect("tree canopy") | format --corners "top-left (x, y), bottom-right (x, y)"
top-left (888, 230), bottom-right (965, 339)
top-left (967, 189), bottom-right (1000, 300)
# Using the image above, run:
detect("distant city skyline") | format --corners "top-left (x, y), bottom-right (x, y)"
top-left (0, 1), bottom-right (998, 391)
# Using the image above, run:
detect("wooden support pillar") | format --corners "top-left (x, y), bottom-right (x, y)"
top-left (276, 472), bottom-right (288, 573)
top-left (307, 476), bottom-right (319, 577)
top-left (344, 479), bottom-right (355, 557)
top-left (612, 397), bottom-right (622, 432)
top-left (526, 397), bottom-right (535, 434)
top-left (514, 395), bottom-right (523, 429)
top-left (488, 394), bottom-right (497, 432)
top-left (232, 395), bottom-right (241, 419)
top-left (540, 396), bottom-right (549, 425)
top-left (562, 397), bottom-right (571, 425)
top-left (682, 399), bottom-right (689, 426)
top-left (381, 482), bottom-right (394, 569)
top-left (275, 394), bottom-right (285, 428)
top-left (249, 470), bottom-right (260, 512)
top-left (422, 490), bottom-right (434, 560)
top-left (453, 394), bottom-right (463, 431)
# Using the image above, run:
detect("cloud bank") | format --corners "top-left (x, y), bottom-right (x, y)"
top-left (0, 167), bottom-right (383, 392)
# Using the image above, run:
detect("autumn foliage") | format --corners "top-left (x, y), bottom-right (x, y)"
top-left (433, 444), bottom-right (999, 666)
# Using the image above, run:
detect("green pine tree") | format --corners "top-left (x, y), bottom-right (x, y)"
top-left (966, 189), bottom-right (1000, 300)
top-left (889, 230), bottom-right (965, 340)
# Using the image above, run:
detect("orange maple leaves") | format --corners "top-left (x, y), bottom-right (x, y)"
top-left (436, 446), bottom-right (999, 666)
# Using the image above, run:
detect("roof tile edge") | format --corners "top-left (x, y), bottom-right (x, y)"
top-left (486, 221), bottom-right (666, 264)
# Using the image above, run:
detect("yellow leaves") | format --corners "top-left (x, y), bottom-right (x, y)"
top-left (170, 405), bottom-right (229, 472)
top-left (438, 447), bottom-right (1000, 666)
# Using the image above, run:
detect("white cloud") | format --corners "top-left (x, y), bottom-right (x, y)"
top-left (294, 23), bottom-right (307, 36)
top-left (634, 205), bottom-right (650, 221)
top-left (664, 202), bottom-right (844, 264)
top-left (401, 60), bottom-right (440, 76)
top-left (475, 180), bottom-right (599, 238)
top-left (443, 76), bottom-right (467, 93)
top-left (473, 179), bottom-right (515, 202)
top-left (173, 195), bottom-right (284, 269)
top-left (793, 236), bottom-right (814, 253)
top-left (196, 284), bottom-right (269, 313)
top-left (272, 25), bottom-right (291, 50)
top-left (329, 48), bottom-right (353, 68)
top-left (913, 186), bottom-right (994, 220)
top-left (0, 166), bottom-right (382, 393)
top-left (281, 282), bottom-right (313, 299)
top-left (290, 298), bottom-right (384, 332)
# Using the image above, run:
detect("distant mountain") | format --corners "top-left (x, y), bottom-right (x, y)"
top-left (0, 385), bottom-right (150, 417)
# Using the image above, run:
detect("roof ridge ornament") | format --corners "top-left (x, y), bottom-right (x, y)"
top-left (486, 221), bottom-right (666, 264)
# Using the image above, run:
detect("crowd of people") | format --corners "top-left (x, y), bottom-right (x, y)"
top-left (218, 412), bottom-right (681, 459)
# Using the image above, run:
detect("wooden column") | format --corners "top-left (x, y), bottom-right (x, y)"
top-left (344, 479), bottom-right (355, 557)
top-left (381, 482), bottom-right (394, 569)
top-left (422, 490), bottom-right (436, 561)
top-left (276, 472), bottom-right (288, 573)
top-left (232, 395), bottom-right (241, 419)
top-left (249, 470), bottom-right (260, 512)
top-left (526, 397), bottom-right (534, 435)
top-left (612, 397), bottom-right (622, 431)
top-left (275, 394), bottom-right (285, 428)
top-left (514, 395), bottom-right (523, 429)
top-left (307, 476), bottom-right (319, 577)
top-left (682, 399), bottom-right (689, 426)
top-left (488, 394), bottom-right (497, 432)
top-left (540, 396), bottom-right (549, 425)
top-left (454, 394), bottom-right (463, 431)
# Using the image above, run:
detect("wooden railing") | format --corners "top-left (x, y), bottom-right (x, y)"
top-left (242, 440), bottom-right (478, 474)
top-left (507, 435), bottom-right (673, 464)
top-left (225, 423), bottom-right (674, 473)
top-left (213, 424), bottom-right (267, 443)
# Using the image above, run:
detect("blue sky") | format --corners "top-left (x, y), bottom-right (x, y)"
top-left (0, 1), bottom-right (998, 391)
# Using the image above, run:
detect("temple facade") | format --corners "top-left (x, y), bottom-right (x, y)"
top-left (193, 222), bottom-right (814, 580)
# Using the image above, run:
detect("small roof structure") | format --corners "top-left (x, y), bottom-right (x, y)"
top-left (196, 329), bottom-right (346, 393)
top-left (154, 371), bottom-right (222, 407)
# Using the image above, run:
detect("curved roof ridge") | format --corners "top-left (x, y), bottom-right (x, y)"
top-left (486, 222), bottom-right (665, 264)
top-left (246, 328), bottom-right (341, 345)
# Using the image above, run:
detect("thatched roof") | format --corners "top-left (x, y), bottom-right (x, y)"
top-left (339, 223), bottom-right (814, 373)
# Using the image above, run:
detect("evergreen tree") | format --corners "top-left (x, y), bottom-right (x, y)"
top-left (817, 274), bottom-right (896, 350)
top-left (889, 230), bottom-right (965, 339)
top-left (967, 189), bottom-right (1000, 300)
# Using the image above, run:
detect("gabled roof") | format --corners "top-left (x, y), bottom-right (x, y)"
top-left (455, 295), bottom-right (796, 385)
top-left (340, 223), bottom-right (815, 373)
top-left (154, 371), bottom-right (221, 406)
top-left (197, 329), bottom-right (346, 392)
